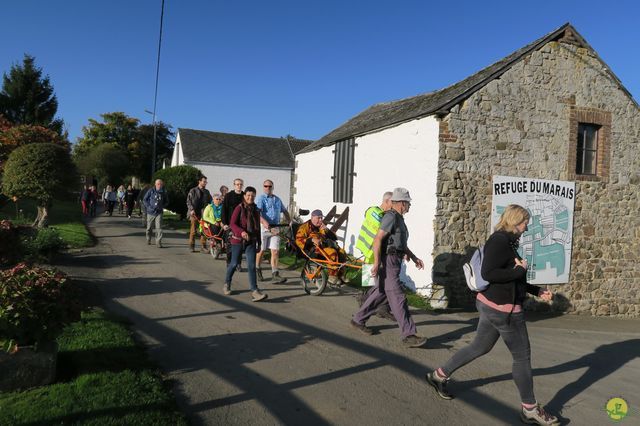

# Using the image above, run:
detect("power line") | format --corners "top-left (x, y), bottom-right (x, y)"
top-left (151, 0), bottom-right (165, 177)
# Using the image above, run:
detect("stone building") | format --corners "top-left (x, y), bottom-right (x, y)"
top-left (293, 23), bottom-right (639, 317)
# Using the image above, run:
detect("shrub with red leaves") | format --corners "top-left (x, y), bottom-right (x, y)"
top-left (0, 263), bottom-right (82, 350)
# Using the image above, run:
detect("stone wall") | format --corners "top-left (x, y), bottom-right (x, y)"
top-left (433, 41), bottom-right (640, 317)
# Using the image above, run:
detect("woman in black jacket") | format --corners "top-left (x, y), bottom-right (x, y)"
top-left (426, 204), bottom-right (559, 426)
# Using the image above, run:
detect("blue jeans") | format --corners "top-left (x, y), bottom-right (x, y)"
top-left (225, 242), bottom-right (257, 291)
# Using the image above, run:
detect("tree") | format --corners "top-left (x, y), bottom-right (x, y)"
top-left (74, 144), bottom-right (129, 189)
top-left (74, 112), bottom-right (175, 183)
top-left (154, 165), bottom-right (202, 219)
top-left (74, 112), bottom-right (140, 157)
top-left (2, 144), bottom-right (78, 228)
top-left (0, 55), bottom-right (64, 134)
top-left (135, 122), bottom-right (175, 181)
top-left (0, 123), bottom-right (69, 169)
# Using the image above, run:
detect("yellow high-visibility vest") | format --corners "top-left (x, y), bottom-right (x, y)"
top-left (356, 206), bottom-right (384, 264)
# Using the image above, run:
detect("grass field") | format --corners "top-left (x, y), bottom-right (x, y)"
top-left (0, 197), bottom-right (93, 248)
top-left (0, 309), bottom-right (187, 425)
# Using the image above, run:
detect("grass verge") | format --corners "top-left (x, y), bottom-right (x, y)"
top-left (162, 210), bottom-right (190, 232)
top-left (0, 308), bottom-right (187, 425)
top-left (0, 198), bottom-right (93, 249)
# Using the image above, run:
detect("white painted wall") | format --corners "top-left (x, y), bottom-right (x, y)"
top-left (294, 116), bottom-right (440, 295)
top-left (170, 133), bottom-right (184, 166)
top-left (185, 162), bottom-right (293, 208)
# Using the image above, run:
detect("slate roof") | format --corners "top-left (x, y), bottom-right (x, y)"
top-left (300, 23), bottom-right (636, 154)
top-left (177, 128), bottom-right (312, 169)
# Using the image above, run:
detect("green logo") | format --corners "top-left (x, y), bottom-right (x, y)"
top-left (606, 397), bottom-right (628, 421)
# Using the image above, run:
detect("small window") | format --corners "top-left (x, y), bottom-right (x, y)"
top-left (332, 138), bottom-right (355, 203)
top-left (576, 124), bottom-right (599, 175)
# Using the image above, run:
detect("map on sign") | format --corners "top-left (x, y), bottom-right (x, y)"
top-left (492, 176), bottom-right (575, 284)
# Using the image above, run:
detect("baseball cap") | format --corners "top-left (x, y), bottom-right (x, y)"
top-left (311, 209), bottom-right (323, 217)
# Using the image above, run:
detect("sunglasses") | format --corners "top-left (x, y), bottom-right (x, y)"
top-left (264, 185), bottom-right (272, 188)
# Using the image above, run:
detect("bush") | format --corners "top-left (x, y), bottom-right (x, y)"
top-left (154, 165), bottom-right (203, 219)
top-left (23, 227), bottom-right (65, 261)
top-left (0, 263), bottom-right (81, 352)
top-left (0, 220), bottom-right (23, 266)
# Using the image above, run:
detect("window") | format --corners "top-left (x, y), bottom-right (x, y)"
top-left (567, 107), bottom-right (611, 182)
top-left (332, 138), bottom-right (355, 203)
top-left (576, 123), bottom-right (600, 175)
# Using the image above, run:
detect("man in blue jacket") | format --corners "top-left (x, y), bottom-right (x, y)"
top-left (143, 179), bottom-right (169, 248)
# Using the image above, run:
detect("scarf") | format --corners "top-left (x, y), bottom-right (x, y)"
top-left (212, 203), bottom-right (222, 221)
top-left (243, 202), bottom-right (259, 235)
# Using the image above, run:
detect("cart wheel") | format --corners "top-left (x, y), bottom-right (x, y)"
top-left (301, 260), bottom-right (328, 296)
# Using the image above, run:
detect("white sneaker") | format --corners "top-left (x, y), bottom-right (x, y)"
top-left (251, 289), bottom-right (268, 302)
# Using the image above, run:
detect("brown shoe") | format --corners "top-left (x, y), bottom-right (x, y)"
top-left (223, 283), bottom-right (232, 295)
top-left (350, 319), bottom-right (373, 335)
top-left (402, 335), bottom-right (427, 348)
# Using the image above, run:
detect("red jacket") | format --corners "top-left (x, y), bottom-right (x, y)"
top-left (230, 202), bottom-right (260, 245)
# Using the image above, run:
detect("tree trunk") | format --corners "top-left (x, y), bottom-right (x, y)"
top-left (33, 204), bottom-right (50, 228)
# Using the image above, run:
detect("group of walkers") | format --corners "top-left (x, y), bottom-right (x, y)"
top-left (89, 173), bottom-right (560, 425)
top-left (80, 183), bottom-right (149, 219)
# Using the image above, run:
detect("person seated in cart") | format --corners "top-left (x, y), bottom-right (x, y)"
top-left (201, 193), bottom-right (224, 236)
top-left (295, 209), bottom-right (348, 285)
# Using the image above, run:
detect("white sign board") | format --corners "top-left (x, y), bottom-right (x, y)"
top-left (491, 175), bottom-right (575, 284)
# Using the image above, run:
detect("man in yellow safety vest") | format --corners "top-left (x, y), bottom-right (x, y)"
top-left (356, 191), bottom-right (395, 321)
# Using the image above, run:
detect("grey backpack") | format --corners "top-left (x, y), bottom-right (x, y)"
top-left (463, 245), bottom-right (489, 292)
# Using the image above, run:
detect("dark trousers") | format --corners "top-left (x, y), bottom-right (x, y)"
top-left (353, 254), bottom-right (417, 338)
top-left (225, 242), bottom-right (257, 291)
top-left (442, 300), bottom-right (535, 404)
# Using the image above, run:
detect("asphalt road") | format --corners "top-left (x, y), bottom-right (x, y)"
top-left (57, 212), bottom-right (640, 425)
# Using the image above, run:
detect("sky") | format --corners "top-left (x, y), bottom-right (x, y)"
top-left (1, 0), bottom-right (638, 143)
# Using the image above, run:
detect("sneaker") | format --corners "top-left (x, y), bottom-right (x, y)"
top-left (190, 246), bottom-right (197, 253)
top-left (252, 289), bottom-right (268, 302)
top-left (426, 371), bottom-right (454, 400)
top-left (223, 283), bottom-right (232, 295)
top-left (376, 309), bottom-right (397, 322)
top-left (520, 404), bottom-right (560, 426)
top-left (256, 268), bottom-right (264, 282)
top-left (157, 242), bottom-right (163, 248)
top-left (349, 319), bottom-right (373, 335)
top-left (272, 271), bottom-right (287, 284)
top-left (402, 335), bottom-right (427, 348)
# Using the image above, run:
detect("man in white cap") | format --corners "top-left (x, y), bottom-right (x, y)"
top-left (351, 187), bottom-right (427, 348)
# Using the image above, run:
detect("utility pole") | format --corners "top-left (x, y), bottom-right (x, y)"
top-left (151, 0), bottom-right (165, 177)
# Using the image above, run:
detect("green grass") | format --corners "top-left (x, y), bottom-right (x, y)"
top-left (0, 308), bottom-right (187, 425)
top-left (0, 198), bottom-right (93, 249)
top-left (162, 210), bottom-right (190, 232)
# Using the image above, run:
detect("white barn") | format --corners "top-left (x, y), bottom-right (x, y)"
top-left (171, 128), bottom-right (311, 204)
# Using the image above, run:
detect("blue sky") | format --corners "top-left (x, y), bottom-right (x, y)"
top-left (1, 0), bottom-right (638, 143)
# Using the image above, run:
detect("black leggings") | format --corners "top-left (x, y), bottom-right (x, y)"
top-left (442, 300), bottom-right (535, 404)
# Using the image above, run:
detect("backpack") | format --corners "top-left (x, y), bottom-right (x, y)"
top-left (463, 245), bottom-right (489, 292)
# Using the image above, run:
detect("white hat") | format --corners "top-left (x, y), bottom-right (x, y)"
top-left (391, 187), bottom-right (411, 202)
